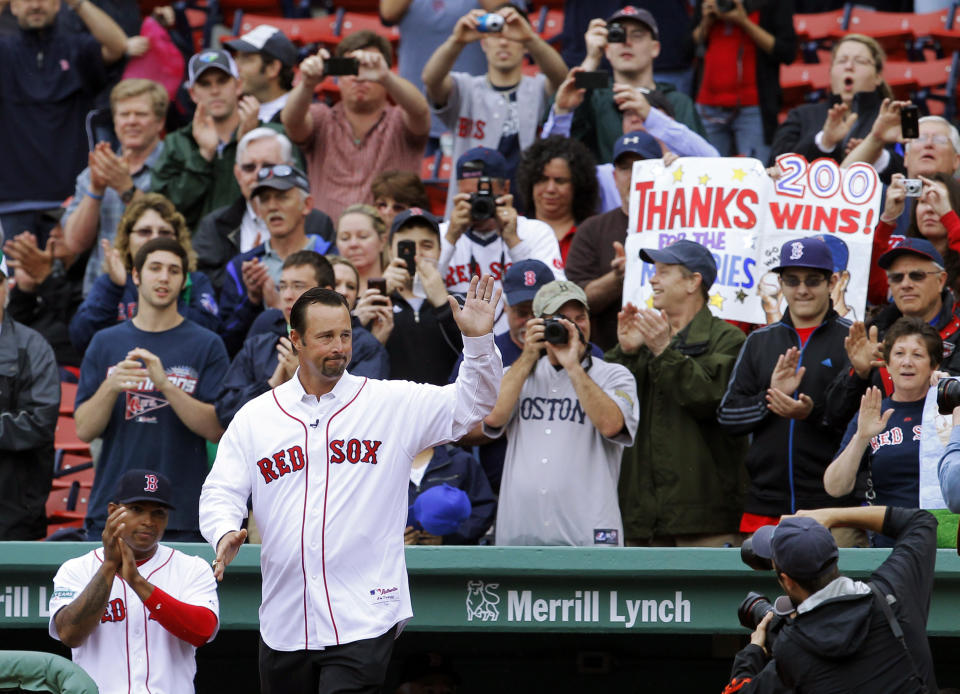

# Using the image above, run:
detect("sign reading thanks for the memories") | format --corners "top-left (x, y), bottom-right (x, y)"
top-left (622, 155), bottom-right (883, 324)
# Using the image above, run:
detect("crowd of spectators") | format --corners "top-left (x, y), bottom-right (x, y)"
top-left (4, 0), bottom-right (960, 566)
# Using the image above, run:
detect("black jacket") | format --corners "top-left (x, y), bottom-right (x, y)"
top-left (768, 88), bottom-right (904, 179)
top-left (718, 308), bottom-right (860, 516)
top-left (193, 196), bottom-right (336, 295)
top-left (726, 507), bottom-right (938, 693)
top-left (693, 0), bottom-right (797, 145)
top-left (824, 290), bottom-right (960, 429)
top-left (0, 314), bottom-right (60, 540)
top-left (384, 292), bottom-right (463, 386)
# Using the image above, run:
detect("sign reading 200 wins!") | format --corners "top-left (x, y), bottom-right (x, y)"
top-left (622, 155), bottom-right (883, 324)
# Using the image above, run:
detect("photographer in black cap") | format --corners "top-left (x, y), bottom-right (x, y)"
top-left (725, 506), bottom-right (938, 693)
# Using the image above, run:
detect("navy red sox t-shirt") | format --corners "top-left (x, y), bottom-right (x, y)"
top-left (837, 396), bottom-right (924, 546)
top-left (77, 320), bottom-right (228, 534)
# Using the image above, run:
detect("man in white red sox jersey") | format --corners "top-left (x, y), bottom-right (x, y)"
top-left (49, 469), bottom-right (220, 694)
top-left (200, 275), bottom-right (503, 692)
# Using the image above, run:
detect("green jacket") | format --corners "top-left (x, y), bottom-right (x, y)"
top-left (150, 121), bottom-right (296, 233)
top-left (0, 650), bottom-right (98, 693)
top-left (605, 305), bottom-right (748, 541)
top-left (571, 80), bottom-right (705, 165)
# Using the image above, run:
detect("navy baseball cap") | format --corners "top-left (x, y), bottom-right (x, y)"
top-left (817, 234), bottom-right (849, 273)
top-left (187, 48), bottom-right (239, 87)
top-left (640, 240), bottom-right (718, 289)
top-left (613, 130), bottom-right (661, 163)
top-left (408, 484), bottom-right (472, 536)
top-left (771, 236), bottom-right (835, 274)
top-left (878, 237), bottom-right (945, 269)
top-left (390, 207), bottom-right (440, 238)
top-left (225, 25), bottom-right (298, 67)
top-left (113, 469), bottom-right (176, 509)
top-left (251, 164), bottom-right (310, 198)
top-left (456, 147), bottom-right (508, 180)
top-left (607, 6), bottom-right (659, 40)
top-left (751, 516), bottom-right (838, 580)
top-left (502, 259), bottom-right (554, 305)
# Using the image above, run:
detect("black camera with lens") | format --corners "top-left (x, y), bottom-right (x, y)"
top-left (469, 177), bottom-right (498, 222)
top-left (716, 0), bottom-right (736, 12)
top-left (606, 22), bottom-right (626, 43)
top-left (740, 535), bottom-right (773, 572)
top-left (738, 592), bottom-right (787, 649)
top-left (938, 376), bottom-right (960, 415)
top-left (543, 318), bottom-right (570, 345)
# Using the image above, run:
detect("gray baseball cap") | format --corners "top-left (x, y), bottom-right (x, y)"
top-left (532, 280), bottom-right (589, 317)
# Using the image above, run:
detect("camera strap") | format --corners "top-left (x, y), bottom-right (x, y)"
top-left (867, 582), bottom-right (930, 693)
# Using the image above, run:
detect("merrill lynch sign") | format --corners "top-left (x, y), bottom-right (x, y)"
top-left (465, 580), bottom-right (691, 628)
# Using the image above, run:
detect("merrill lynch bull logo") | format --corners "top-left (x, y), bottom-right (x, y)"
top-left (465, 580), bottom-right (500, 621)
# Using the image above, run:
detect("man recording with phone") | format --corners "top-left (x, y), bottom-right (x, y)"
top-left (282, 29), bottom-right (431, 221)
top-left (478, 280), bottom-right (638, 546)
top-left (439, 147), bottom-right (565, 333)
top-left (724, 505), bottom-right (938, 693)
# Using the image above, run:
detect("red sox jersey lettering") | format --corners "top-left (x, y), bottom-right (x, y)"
top-left (257, 445), bottom-right (307, 483)
top-left (328, 439), bottom-right (382, 464)
top-left (457, 117), bottom-right (485, 139)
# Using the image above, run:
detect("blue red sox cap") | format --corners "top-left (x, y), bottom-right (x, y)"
top-left (113, 469), bottom-right (176, 509)
top-left (456, 147), bottom-right (508, 180)
top-left (390, 207), bottom-right (441, 238)
top-left (502, 259), bottom-right (554, 305)
top-left (878, 237), bottom-right (945, 269)
top-left (408, 484), bottom-right (471, 536)
top-left (751, 516), bottom-right (838, 581)
top-left (772, 236), bottom-right (835, 274)
top-left (640, 239), bottom-right (718, 289)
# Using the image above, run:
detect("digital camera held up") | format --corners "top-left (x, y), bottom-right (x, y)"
top-left (737, 592), bottom-right (789, 650)
top-left (542, 318), bottom-right (570, 345)
top-left (476, 13), bottom-right (505, 32)
top-left (938, 376), bottom-right (960, 414)
top-left (606, 22), bottom-right (626, 43)
top-left (469, 177), bottom-right (498, 222)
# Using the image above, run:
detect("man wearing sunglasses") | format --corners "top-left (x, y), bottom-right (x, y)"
top-left (719, 237), bottom-right (861, 542)
top-left (825, 237), bottom-right (960, 428)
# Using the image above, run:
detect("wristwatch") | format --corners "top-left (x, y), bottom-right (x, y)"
top-left (120, 185), bottom-right (137, 204)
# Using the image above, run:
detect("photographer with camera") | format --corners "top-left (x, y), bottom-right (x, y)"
top-left (439, 147), bottom-right (565, 334)
top-left (479, 280), bottom-right (638, 546)
top-left (725, 505), bottom-right (938, 693)
top-left (422, 2), bottom-right (567, 217)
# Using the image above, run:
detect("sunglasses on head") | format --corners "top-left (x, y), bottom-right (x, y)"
top-left (239, 161), bottom-right (277, 173)
top-left (258, 164), bottom-right (294, 180)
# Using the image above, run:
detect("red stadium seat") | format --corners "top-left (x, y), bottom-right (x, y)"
top-left (778, 62), bottom-right (831, 109)
top-left (908, 7), bottom-right (955, 51)
top-left (52, 452), bottom-right (95, 490)
top-left (46, 481), bottom-right (91, 524)
top-left (844, 9), bottom-right (914, 58)
top-left (793, 10), bottom-right (846, 45)
top-left (55, 416), bottom-right (90, 455)
top-left (59, 382), bottom-right (77, 416)
top-left (337, 12), bottom-right (400, 45)
top-left (535, 7), bottom-right (563, 43)
top-left (231, 14), bottom-right (337, 44)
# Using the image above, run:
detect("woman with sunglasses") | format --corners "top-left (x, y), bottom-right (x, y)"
top-left (824, 317), bottom-right (943, 546)
top-left (69, 194), bottom-right (219, 352)
top-left (869, 172), bottom-right (960, 304)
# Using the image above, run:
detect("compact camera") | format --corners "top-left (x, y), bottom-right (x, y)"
top-left (903, 178), bottom-right (923, 197)
top-left (476, 13), bottom-right (505, 32)
top-left (716, 0), bottom-right (736, 12)
top-left (469, 177), bottom-right (498, 222)
top-left (606, 22), bottom-right (626, 43)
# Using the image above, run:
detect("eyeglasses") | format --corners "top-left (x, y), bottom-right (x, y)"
top-left (887, 270), bottom-right (942, 284)
top-left (375, 201), bottom-right (408, 214)
top-left (132, 226), bottom-right (176, 238)
top-left (780, 275), bottom-right (828, 288)
top-left (239, 161), bottom-right (277, 173)
top-left (834, 55), bottom-right (875, 67)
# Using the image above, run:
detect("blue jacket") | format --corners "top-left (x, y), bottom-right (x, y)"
top-left (69, 271), bottom-right (220, 353)
top-left (218, 309), bottom-right (389, 427)
top-left (218, 235), bottom-right (333, 356)
top-left (407, 444), bottom-right (496, 545)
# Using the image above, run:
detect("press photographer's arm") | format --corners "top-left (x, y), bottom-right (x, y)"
top-left (937, 403), bottom-right (960, 512)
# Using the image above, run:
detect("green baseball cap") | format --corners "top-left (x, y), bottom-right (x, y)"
top-left (532, 280), bottom-right (589, 317)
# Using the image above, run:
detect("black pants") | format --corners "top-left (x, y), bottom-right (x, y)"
top-left (259, 626), bottom-right (396, 694)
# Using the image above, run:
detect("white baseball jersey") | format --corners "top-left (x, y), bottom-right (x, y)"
top-left (48, 545), bottom-right (219, 694)
top-left (438, 216), bottom-right (566, 334)
top-left (485, 355), bottom-right (639, 547)
top-left (199, 333), bottom-right (501, 651)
